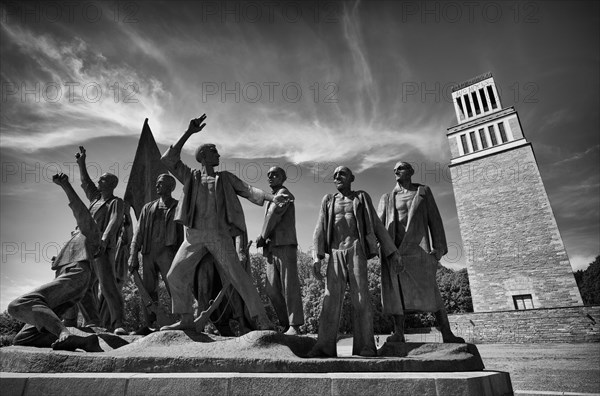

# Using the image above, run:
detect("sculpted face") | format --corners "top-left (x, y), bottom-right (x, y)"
top-left (333, 166), bottom-right (354, 192)
top-left (267, 167), bottom-right (286, 189)
top-left (156, 174), bottom-right (175, 195)
top-left (394, 161), bottom-right (414, 182)
top-left (97, 173), bottom-right (118, 193)
top-left (197, 144), bottom-right (220, 167)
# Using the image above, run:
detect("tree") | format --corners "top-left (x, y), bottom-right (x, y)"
top-left (367, 257), bottom-right (394, 334)
top-left (574, 256), bottom-right (600, 305)
top-left (296, 254), bottom-right (393, 335)
top-left (297, 250), bottom-right (324, 334)
top-left (249, 249), bottom-right (330, 334)
top-left (250, 253), bottom-right (279, 327)
top-left (274, 251), bottom-right (474, 334)
top-left (395, 264), bottom-right (474, 329)
top-left (0, 310), bottom-right (23, 347)
top-left (436, 266), bottom-right (473, 314)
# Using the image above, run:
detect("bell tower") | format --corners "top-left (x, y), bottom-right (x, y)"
top-left (447, 72), bottom-right (582, 312)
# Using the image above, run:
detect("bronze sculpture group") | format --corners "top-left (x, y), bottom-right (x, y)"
top-left (8, 114), bottom-right (464, 356)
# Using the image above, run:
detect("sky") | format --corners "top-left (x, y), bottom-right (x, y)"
top-left (1, 0), bottom-right (599, 312)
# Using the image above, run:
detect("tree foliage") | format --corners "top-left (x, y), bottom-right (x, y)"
top-left (436, 265), bottom-right (473, 314)
top-left (121, 276), bottom-right (145, 330)
top-left (574, 256), bottom-right (600, 305)
top-left (0, 310), bottom-right (24, 347)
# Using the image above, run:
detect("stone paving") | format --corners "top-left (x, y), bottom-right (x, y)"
top-left (339, 337), bottom-right (600, 395)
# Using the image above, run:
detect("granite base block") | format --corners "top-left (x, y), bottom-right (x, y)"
top-left (0, 372), bottom-right (513, 396)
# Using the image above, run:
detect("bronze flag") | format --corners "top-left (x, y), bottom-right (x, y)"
top-left (124, 119), bottom-right (170, 219)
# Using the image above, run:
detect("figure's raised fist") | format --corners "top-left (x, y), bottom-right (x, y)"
top-left (75, 146), bottom-right (86, 163)
top-left (187, 114), bottom-right (207, 134)
top-left (52, 173), bottom-right (69, 185)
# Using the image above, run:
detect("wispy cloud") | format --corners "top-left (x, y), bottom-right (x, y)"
top-left (167, 1), bottom-right (448, 171)
top-left (1, 1), bottom-right (449, 172)
top-left (0, 20), bottom-right (170, 151)
top-left (553, 145), bottom-right (600, 166)
top-left (341, 0), bottom-right (378, 124)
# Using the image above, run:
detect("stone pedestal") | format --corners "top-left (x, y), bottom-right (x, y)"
top-left (1, 372), bottom-right (513, 396)
top-left (0, 331), bottom-right (513, 395)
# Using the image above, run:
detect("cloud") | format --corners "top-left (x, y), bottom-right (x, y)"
top-left (569, 254), bottom-right (598, 272)
top-left (340, 0), bottom-right (378, 123)
top-left (0, 0), bottom-right (484, 172)
top-left (162, 1), bottom-right (451, 172)
top-left (0, 20), bottom-right (171, 152)
top-left (553, 145), bottom-right (600, 166)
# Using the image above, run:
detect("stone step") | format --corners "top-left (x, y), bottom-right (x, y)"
top-left (1, 371), bottom-right (513, 396)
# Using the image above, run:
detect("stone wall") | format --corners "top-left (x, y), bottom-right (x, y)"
top-left (447, 305), bottom-right (600, 343)
top-left (450, 144), bottom-right (583, 312)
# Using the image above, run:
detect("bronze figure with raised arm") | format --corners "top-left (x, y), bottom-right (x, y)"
top-left (160, 114), bottom-right (290, 331)
top-left (76, 146), bottom-right (126, 334)
top-left (378, 161), bottom-right (464, 343)
top-left (8, 174), bottom-right (103, 352)
top-left (308, 166), bottom-right (401, 357)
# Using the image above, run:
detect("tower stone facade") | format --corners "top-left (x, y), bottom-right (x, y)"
top-left (447, 72), bottom-right (582, 312)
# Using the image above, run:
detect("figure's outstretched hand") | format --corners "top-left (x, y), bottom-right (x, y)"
top-left (52, 173), bottom-right (69, 185)
top-left (312, 260), bottom-right (324, 281)
top-left (75, 146), bottom-right (86, 164)
top-left (187, 114), bottom-right (207, 134)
